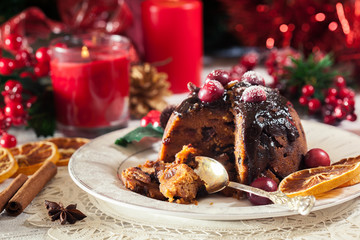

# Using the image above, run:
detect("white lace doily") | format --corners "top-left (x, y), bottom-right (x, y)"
top-left (9, 167), bottom-right (358, 240)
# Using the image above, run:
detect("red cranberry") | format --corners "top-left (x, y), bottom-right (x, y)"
top-left (304, 148), bottom-right (331, 168)
top-left (34, 62), bottom-right (50, 77)
top-left (333, 105), bottom-right (347, 119)
top-left (323, 115), bottom-right (336, 125)
top-left (301, 84), bottom-right (315, 97)
top-left (338, 88), bottom-right (351, 99)
top-left (15, 50), bottom-right (33, 68)
top-left (0, 58), bottom-right (15, 75)
top-left (324, 95), bottom-right (337, 107)
top-left (20, 71), bottom-right (37, 81)
top-left (308, 98), bottom-right (321, 112)
top-left (241, 71), bottom-right (265, 86)
top-left (4, 102), bottom-right (25, 118)
top-left (342, 98), bottom-right (355, 112)
top-left (4, 34), bottom-right (23, 51)
top-left (241, 86), bottom-right (267, 102)
top-left (334, 75), bottom-right (346, 89)
top-left (4, 94), bottom-right (22, 104)
top-left (140, 110), bottom-right (161, 127)
top-left (346, 113), bottom-right (357, 122)
top-left (198, 80), bottom-right (224, 103)
top-left (35, 47), bottom-right (51, 63)
top-left (326, 87), bottom-right (338, 97)
top-left (4, 80), bottom-right (23, 94)
top-left (247, 177), bottom-right (278, 205)
top-left (0, 133), bottom-right (17, 148)
top-left (299, 96), bottom-right (308, 106)
top-left (206, 69), bottom-right (231, 86)
top-left (240, 52), bottom-right (259, 70)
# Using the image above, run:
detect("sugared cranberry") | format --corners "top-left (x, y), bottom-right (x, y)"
top-left (247, 177), bottom-right (278, 205)
top-left (240, 52), bottom-right (259, 70)
top-left (346, 113), bottom-right (357, 122)
top-left (334, 75), bottom-right (346, 89)
top-left (35, 47), bottom-right (51, 63)
top-left (333, 105), bottom-right (347, 119)
top-left (230, 64), bottom-right (247, 79)
top-left (308, 98), bottom-right (321, 112)
top-left (299, 96), bottom-right (308, 106)
top-left (198, 80), bottom-right (224, 103)
top-left (241, 86), bottom-right (267, 102)
top-left (0, 133), bottom-right (17, 148)
top-left (241, 71), bottom-right (265, 86)
top-left (304, 148), bottom-right (331, 168)
top-left (301, 84), bottom-right (315, 97)
top-left (206, 69), bottom-right (231, 86)
top-left (4, 34), bottom-right (23, 51)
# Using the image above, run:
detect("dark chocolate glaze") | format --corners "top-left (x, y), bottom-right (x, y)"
top-left (229, 82), bottom-right (300, 183)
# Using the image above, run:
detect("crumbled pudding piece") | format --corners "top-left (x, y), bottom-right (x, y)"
top-left (121, 146), bottom-right (205, 204)
top-left (158, 163), bottom-right (204, 203)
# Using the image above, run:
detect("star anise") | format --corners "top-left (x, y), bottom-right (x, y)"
top-left (44, 200), bottom-right (87, 225)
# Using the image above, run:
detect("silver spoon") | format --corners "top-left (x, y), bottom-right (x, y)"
top-left (194, 156), bottom-right (316, 215)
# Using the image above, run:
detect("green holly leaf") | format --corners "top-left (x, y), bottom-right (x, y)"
top-left (115, 124), bottom-right (164, 147)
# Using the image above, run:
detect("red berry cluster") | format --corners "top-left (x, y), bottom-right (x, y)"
top-left (0, 80), bottom-right (35, 148)
top-left (0, 33), bottom-right (51, 78)
top-left (299, 76), bottom-right (357, 125)
top-left (229, 52), bottom-right (259, 81)
top-left (265, 48), bottom-right (301, 88)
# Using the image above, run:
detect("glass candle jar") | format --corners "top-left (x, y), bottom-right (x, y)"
top-left (50, 33), bottom-right (130, 138)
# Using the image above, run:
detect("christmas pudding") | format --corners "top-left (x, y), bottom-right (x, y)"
top-left (122, 70), bottom-right (307, 202)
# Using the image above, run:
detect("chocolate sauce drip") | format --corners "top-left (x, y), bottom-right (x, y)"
top-left (230, 84), bottom-right (300, 183)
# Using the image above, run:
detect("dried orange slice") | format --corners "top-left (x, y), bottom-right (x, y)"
top-left (0, 148), bottom-right (18, 183)
top-left (47, 137), bottom-right (89, 166)
top-left (332, 155), bottom-right (360, 187)
top-left (279, 162), bottom-right (360, 197)
top-left (10, 141), bottom-right (60, 175)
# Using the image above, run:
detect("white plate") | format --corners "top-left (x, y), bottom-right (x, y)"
top-left (69, 120), bottom-right (360, 220)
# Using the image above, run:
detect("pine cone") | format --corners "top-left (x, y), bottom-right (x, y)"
top-left (130, 63), bottom-right (171, 119)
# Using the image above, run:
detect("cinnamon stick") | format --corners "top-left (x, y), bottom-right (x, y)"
top-left (0, 174), bottom-right (28, 213)
top-left (6, 161), bottom-right (57, 216)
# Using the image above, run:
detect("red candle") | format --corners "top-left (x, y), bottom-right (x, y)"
top-left (141, 0), bottom-right (203, 93)
top-left (50, 34), bottom-right (130, 137)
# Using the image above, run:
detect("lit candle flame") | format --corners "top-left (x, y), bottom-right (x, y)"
top-left (81, 46), bottom-right (90, 59)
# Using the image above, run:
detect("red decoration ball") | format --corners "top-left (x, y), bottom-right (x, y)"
top-left (0, 133), bottom-right (17, 148)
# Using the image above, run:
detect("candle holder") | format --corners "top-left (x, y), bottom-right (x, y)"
top-left (50, 33), bottom-right (130, 138)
